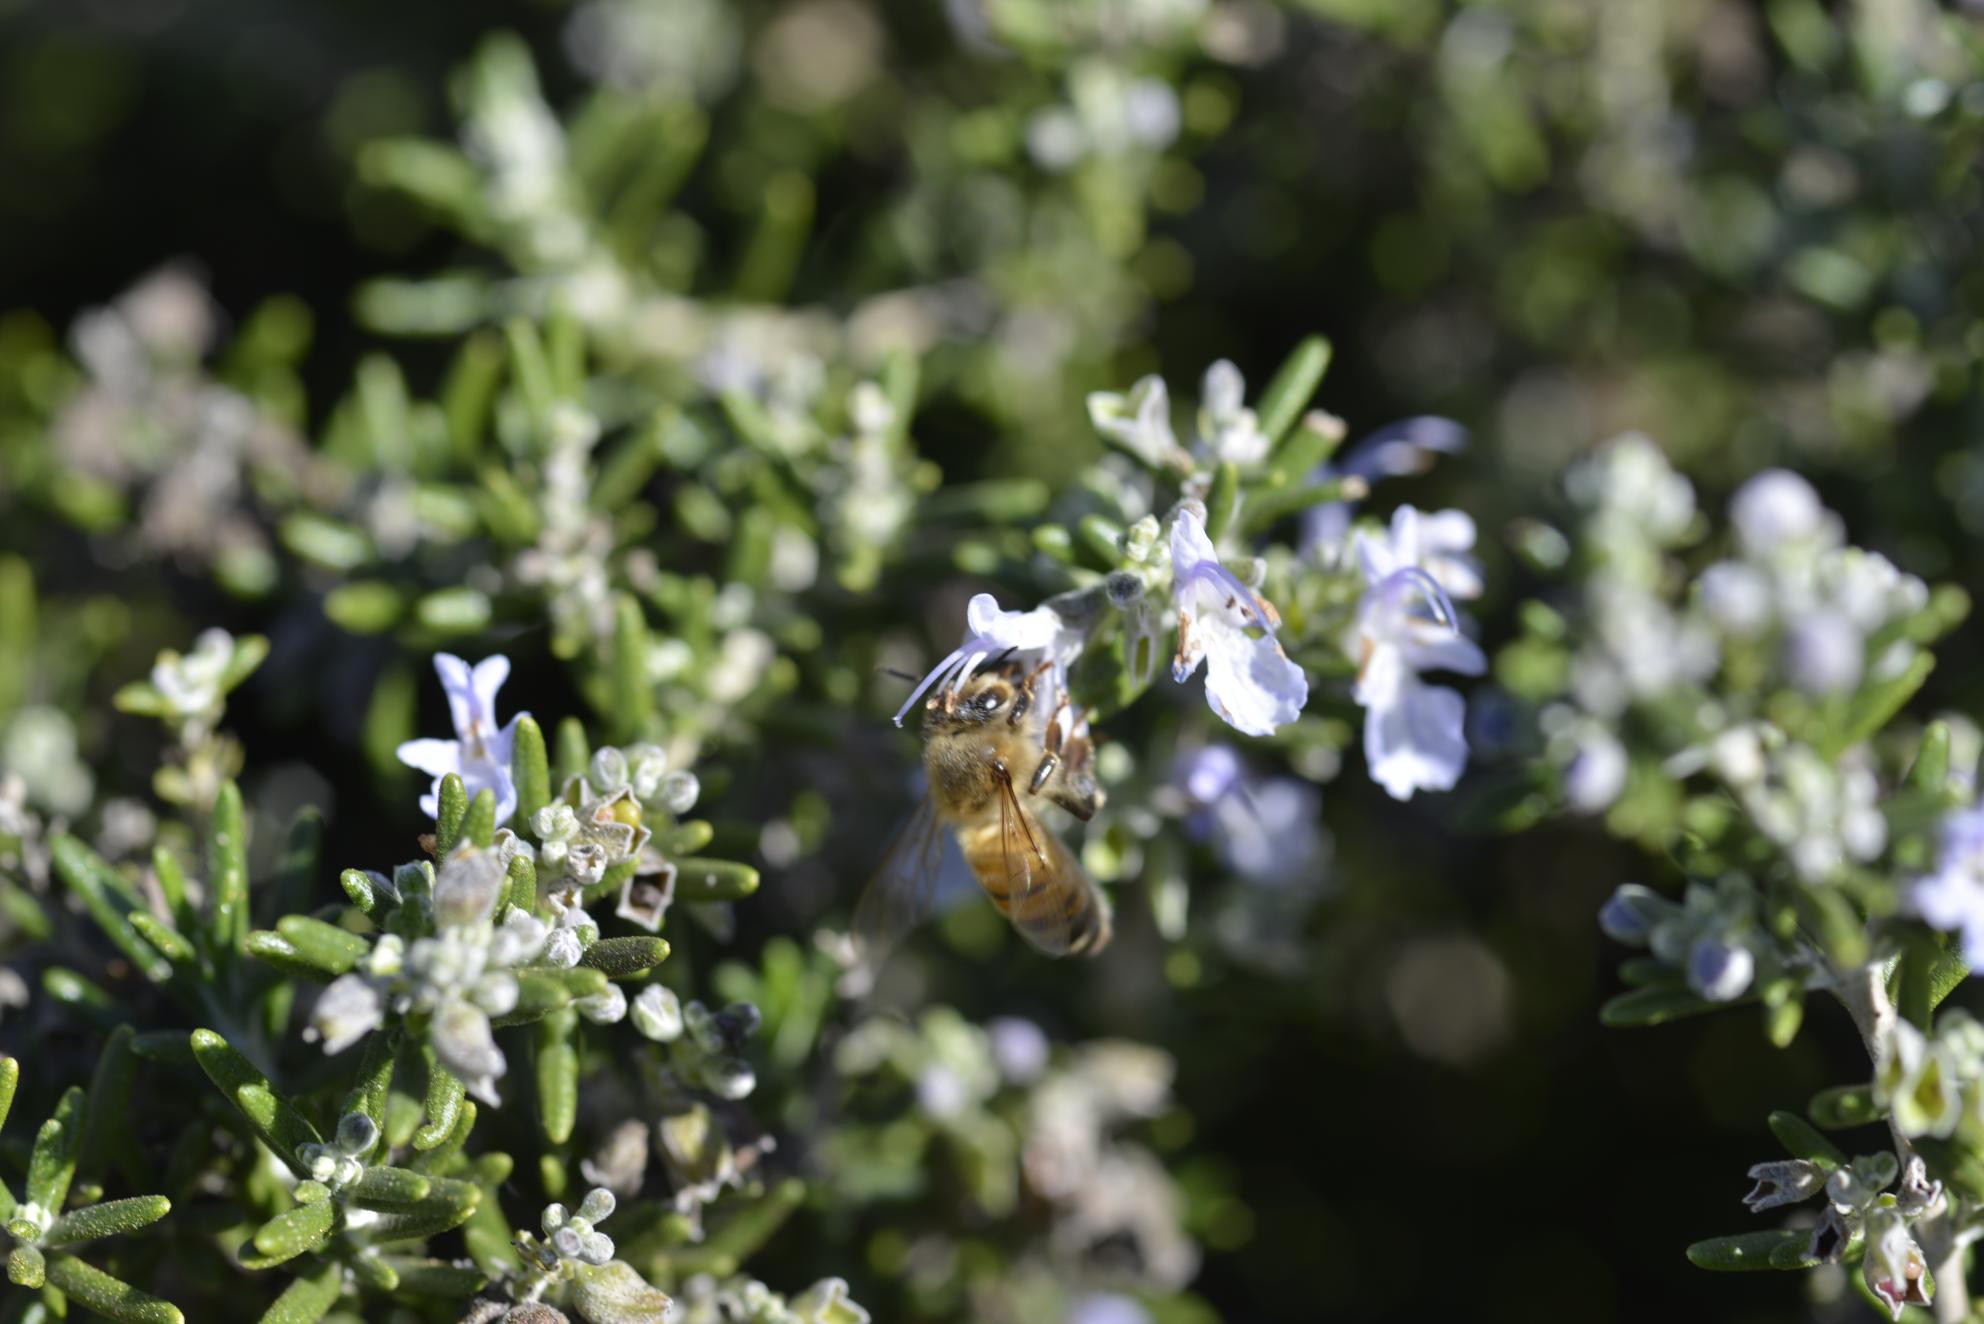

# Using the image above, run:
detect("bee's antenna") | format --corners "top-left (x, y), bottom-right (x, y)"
top-left (877, 666), bottom-right (921, 684)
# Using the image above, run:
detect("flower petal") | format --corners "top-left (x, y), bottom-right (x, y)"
top-left (1364, 675), bottom-right (1469, 801)
top-left (397, 738), bottom-right (463, 778)
top-left (1199, 620), bottom-right (1307, 738)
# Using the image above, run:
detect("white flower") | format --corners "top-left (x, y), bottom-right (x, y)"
top-left (1782, 611), bottom-right (1864, 695)
top-left (1086, 374), bottom-right (1187, 469)
top-left (1731, 468), bottom-right (1834, 558)
top-left (1564, 727), bottom-right (1628, 814)
top-left (310, 975), bottom-right (384, 1054)
top-left (149, 628), bottom-right (236, 720)
top-left (1168, 507), bottom-right (1307, 737)
top-left (1352, 508), bottom-right (1486, 800)
top-left (396, 654), bottom-right (528, 825)
top-left (1196, 360), bottom-right (1269, 466)
top-left (631, 984), bottom-right (685, 1041)
top-left (1864, 1204), bottom-right (1933, 1319)
top-left (1696, 561), bottom-right (1773, 636)
top-left (891, 593), bottom-right (1074, 727)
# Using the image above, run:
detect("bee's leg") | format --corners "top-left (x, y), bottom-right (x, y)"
top-left (1045, 722), bottom-right (1103, 821)
top-left (1041, 697), bottom-right (1069, 756)
top-left (1029, 750), bottom-right (1059, 795)
top-left (1009, 660), bottom-right (1054, 728)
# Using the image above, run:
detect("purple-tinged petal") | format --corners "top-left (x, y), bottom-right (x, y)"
top-left (397, 738), bottom-right (463, 778)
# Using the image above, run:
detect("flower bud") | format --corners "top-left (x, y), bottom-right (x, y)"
top-left (1596, 884), bottom-right (1669, 946)
top-left (631, 985), bottom-right (684, 1042)
top-left (577, 1188), bottom-right (616, 1225)
top-left (336, 1112), bottom-right (380, 1158)
top-left (589, 747), bottom-right (629, 794)
top-left (1686, 938), bottom-right (1754, 1002)
top-left (659, 771), bottom-right (700, 815)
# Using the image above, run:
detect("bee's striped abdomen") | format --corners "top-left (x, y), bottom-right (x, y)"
top-left (956, 819), bottom-right (1111, 958)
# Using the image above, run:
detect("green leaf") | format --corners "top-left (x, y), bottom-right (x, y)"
top-left (435, 773), bottom-right (469, 855)
top-left (243, 932), bottom-right (344, 983)
top-left (1909, 721), bottom-right (1952, 792)
top-left (129, 912), bottom-right (195, 967)
top-left (571, 1260), bottom-right (674, 1324)
top-left (1808, 1084), bottom-right (1885, 1130)
top-left (411, 1100), bottom-right (476, 1176)
top-left (26, 1087), bottom-right (83, 1213)
top-left (249, 1199), bottom-right (339, 1265)
top-left (221, 635), bottom-right (270, 692)
top-left (654, 820), bottom-right (713, 857)
top-left (377, 1256), bottom-right (486, 1296)
top-left (491, 966), bottom-right (607, 1028)
top-left (0, 1057), bottom-right (16, 1133)
top-left (271, 809), bottom-right (323, 921)
top-left (460, 789), bottom-right (497, 850)
top-left (555, 717), bottom-right (590, 789)
top-left (1686, 1229), bottom-right (1815, 1271)
top-left (504, 853), bottom-right (537, 917)
top-left (536, 1008), bottom-right (579, 1146)
top-left (210, 780), bottom-right (250, 956)
top-left (351, 1166), bottom-right (432, 1208)
top-left (9, 1243), bottom-right (44, 1287)
top-left (700, 1177), bottom-right (805, 1263)
top-left (1618, 957), bottom-right (1682, 988)
top-left (340, 1028), bottom-right (401, 1134)
top-left (42, 1253), bottom-right (184, 1323)
top-left (671, 858), bottom-right (760, 903)
top-left (151, 846), bottom-right (189, 924)
top-left (611, 593), bottom-right (654, 742)
top-left (324, 581), bottom-right (406, 634)
top-left (48, 836), bottom-right (172, 983)
top-left (274, 917), bottom-right (370, 976)
top-left (81, 1027), bottom-right (140, 1186)
top-left (578, 936), bottom-right (671, 978)
top-left (189, 1030), bottom-right (323, 1171)
top-left (413, 1052), bottom-right (467, 1152)
top-left (1256, 335), bottom-right (1333, 448)
top-left (341, 868), bottom-right (381, 916)
top-left (257, 1263), bottom-right (342, 1324)
top-left (1822, 651), bottom-right (1934, 759)
top-left (1236, 476), bottom-right (1366, 536)
top-left (1599, 986), bottom-right (1722, 1027)
top-left (42, 1195), bottom-right (172, 1248)
top-left (1767, 1111), bottom-right (1845, 1171)
top-left (1204, 461), bottom-right (1240, 543)
top-left (364, 1177), bottom-right (479, 1241)
top-left (513, 715), bottom-right (551, 831)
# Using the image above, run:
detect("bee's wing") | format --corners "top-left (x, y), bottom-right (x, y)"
top-left (997, 766), bottom-right (1047, 906)
top-left (997, 767), bottom-right (1109, 958)
top-left (848, 794), bottom-right (947, 990)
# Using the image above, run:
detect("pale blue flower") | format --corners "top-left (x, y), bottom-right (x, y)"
top-left (891, 592), bottom-right (1072, 727)
top-left (1173, 744), bottom-right (1325, 887)
top-left (1353, 509), bottom-right (1486, 800)
top-left (1908, 808), bottom-right (1984, 967)
top-left (396, 653), bottom-right (527, 824)
top-left (1169, 507), bottom-right (1307, 737)
top-left (1086, 374), bottom-right (1188, 469)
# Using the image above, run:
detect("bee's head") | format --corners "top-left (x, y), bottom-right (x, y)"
top-left (923, 674), bottom-right (1016, 734)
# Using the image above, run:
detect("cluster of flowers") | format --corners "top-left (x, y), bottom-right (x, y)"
top-left (902, 356), bottom-right (1486, 808)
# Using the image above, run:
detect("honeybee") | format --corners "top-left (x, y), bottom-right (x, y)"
top-left (854, 661), bottom-right (1112, 978)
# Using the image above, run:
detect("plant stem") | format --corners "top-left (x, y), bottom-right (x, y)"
top-left (1836, 960), bottom-right (1971, 1323)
